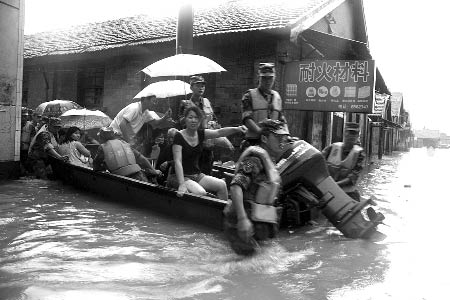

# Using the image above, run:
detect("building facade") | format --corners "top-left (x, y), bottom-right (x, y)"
top-left (23, 0), bottom-right (392, 154)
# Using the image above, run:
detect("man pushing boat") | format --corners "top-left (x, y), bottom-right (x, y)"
top-left (223, 119), bottom-right (289, 255)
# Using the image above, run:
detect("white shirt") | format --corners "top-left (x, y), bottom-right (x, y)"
top-left (109, 102), bottom-right (158, 136)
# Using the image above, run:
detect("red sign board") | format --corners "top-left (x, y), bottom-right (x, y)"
top-left (283, 60), bottom-right (376, 113)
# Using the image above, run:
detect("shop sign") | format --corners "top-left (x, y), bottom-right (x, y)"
top-left (284, 60), bottom-right (376, 113)
top-left (390, 92), bottom-right (403, 117)
top-left (373, 93), bottom-right (389, 116)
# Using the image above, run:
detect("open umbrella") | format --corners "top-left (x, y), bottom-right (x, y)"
top-left (134, 80), bottom-right (192, 99)
top-left (35, 100), bottom-right (82, 117)
top-left (60, 108), bottom-right (112, 130)
top-left (141, 54), bottom-right (226, 77)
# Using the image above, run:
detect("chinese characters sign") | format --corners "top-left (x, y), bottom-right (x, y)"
top-left (284, 60), bottom-right (376, 113)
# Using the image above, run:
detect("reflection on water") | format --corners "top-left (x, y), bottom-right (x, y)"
top-left (0, 148), bottom-right (448, 299)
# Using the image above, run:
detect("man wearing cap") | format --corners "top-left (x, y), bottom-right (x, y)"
top-left (178, 75), bottom-right (219, 175)
top-left (241, 63), bottom-right (288, 149)
top-left (223, 119), bottom-right (289, 255)
top-left (321, 122), bottom-right (365, 201)
top-left (28, 117), bottom-right (69, 179)
top-left (20, 109), bottom-right (36, 170)
top-left (109, 95), bottom-right (173, 146)
top-left (93, 127), bottom-right (162, 182)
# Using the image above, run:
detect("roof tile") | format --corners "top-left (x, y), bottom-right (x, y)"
top-left (24, 0), bottom-right (339, 58)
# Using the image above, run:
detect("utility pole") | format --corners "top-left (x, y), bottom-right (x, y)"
top-left (176, 2), bottom-right (193, 54)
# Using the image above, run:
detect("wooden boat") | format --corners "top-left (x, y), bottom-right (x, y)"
top-left (49, 156), bottom-right (227, 230)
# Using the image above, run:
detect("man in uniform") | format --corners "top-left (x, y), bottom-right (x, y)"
top-left (28, 117), bottom-right (69, 179)
top-left (20, 108), bottom-right (35, 172)
top-left (321, 122), bottom-right (365, 201)
top-left (223, 119), bottom-right (289, 255)
top-left (241, 62), bottom-right (288, 149)
top-left (93, 127), bottom-right (162, 182)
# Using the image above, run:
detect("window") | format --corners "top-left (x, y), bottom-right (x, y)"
top-left (77, 66), bottom-right (104, 109)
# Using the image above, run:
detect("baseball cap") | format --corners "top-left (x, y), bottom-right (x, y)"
top-left (189, 75), bottom-right (206, 85)
top-left (48, 117), bottom-right (62, 127)
top-left (258, 63), bottom-right (275, 77)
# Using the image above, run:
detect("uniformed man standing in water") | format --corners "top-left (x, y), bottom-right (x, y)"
top-left (241, 62), bottom-right (288, 149)
top-left (321, 122), bottom-right (365, 201)
top-left (223, 119), bottom-right (289, 255)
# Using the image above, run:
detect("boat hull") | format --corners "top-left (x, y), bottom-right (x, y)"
top-left (50, 157), bottom-right (227, 230)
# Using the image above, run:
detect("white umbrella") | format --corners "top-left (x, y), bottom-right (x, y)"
top-left (60, 108), bottom-right (112, 130)
top-left (141, 54), bottom-right (226, 77)
top-left (35, 100), bottom-right (82, 117)
top-left (133, 80), bottom-right (192, 99)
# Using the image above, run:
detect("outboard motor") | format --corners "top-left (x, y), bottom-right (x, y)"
top-left (277, 140), bottom-right (385, 239)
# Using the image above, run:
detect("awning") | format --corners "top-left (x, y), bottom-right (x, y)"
top-left (299, 29), bottom-right (391, 95)
top-left (368, 114), bottom-right (403, 129)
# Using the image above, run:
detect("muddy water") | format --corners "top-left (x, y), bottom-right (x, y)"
top-left (0, 148), bottom-right (447, 299)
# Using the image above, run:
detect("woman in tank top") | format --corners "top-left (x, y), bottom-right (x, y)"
top-left (57, 126), bottom-right (92, 168)
top-left (169, 106), bottom-right (246, 199)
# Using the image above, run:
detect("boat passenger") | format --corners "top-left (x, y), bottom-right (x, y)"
top-left (178, 75), bottom-right (222, 175)
top-left (155, 128), bottom-right (178, 184)
top-left (321, 122), bottom-right (365, 201)
top-left (27, 117), bottom-right (69, 179)
top-left (92, 127), bottom-right (162, 183)
top-left (168, 106), bottom-right (246, 200)
top-left (108, 95), bottom-right (173, 146)
top-left (57, 126), bottom-right (92, 168)
top-left (223, 119), bottom-right (288, 255)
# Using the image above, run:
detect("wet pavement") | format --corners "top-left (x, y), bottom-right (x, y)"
top-left (0, 148), bottom-right (447, 299)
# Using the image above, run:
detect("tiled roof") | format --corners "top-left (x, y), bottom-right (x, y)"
top-left (24, 0), bottom-right (342, 58)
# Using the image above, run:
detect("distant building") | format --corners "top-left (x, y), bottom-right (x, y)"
top-left (439, 133), bottom-right (450, 148)
top-left (414, 128), bottom-right (440, 148)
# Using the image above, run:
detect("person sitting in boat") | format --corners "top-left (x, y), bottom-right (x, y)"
top-left (108, 95), bottom-right (174, 147)
top-left (321, 122), bottom-right (365, 201)
top-left (177, 75), bottom-right (220, 176)
top-left (223, 119), bottom-right (289, 255)
top-left (155, 128), bottom-right (178, 185)
top-left (92, 127), bottom-right (162, 183)
top-left (27, 117), bottom-right (69, 179)
top-left (167, 106), bottom-right (246, 200)
top-left (57, 126), bottom-right (92, 168)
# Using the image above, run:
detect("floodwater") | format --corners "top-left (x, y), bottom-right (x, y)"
top-left (0, 147), bottom-right (448, 300)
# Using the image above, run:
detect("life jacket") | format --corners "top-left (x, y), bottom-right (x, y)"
top-left (246, 88), bottom-right (284, 139)
top-left (102, 139), bottom-right (141, 176)
top-left (326, 142), bottom-right (362, 192)
top-left (235, 146), bottom-right (281, 224)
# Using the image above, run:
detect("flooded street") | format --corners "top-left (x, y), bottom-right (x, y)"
top-left (0, 148), bottom-right (448, 300)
